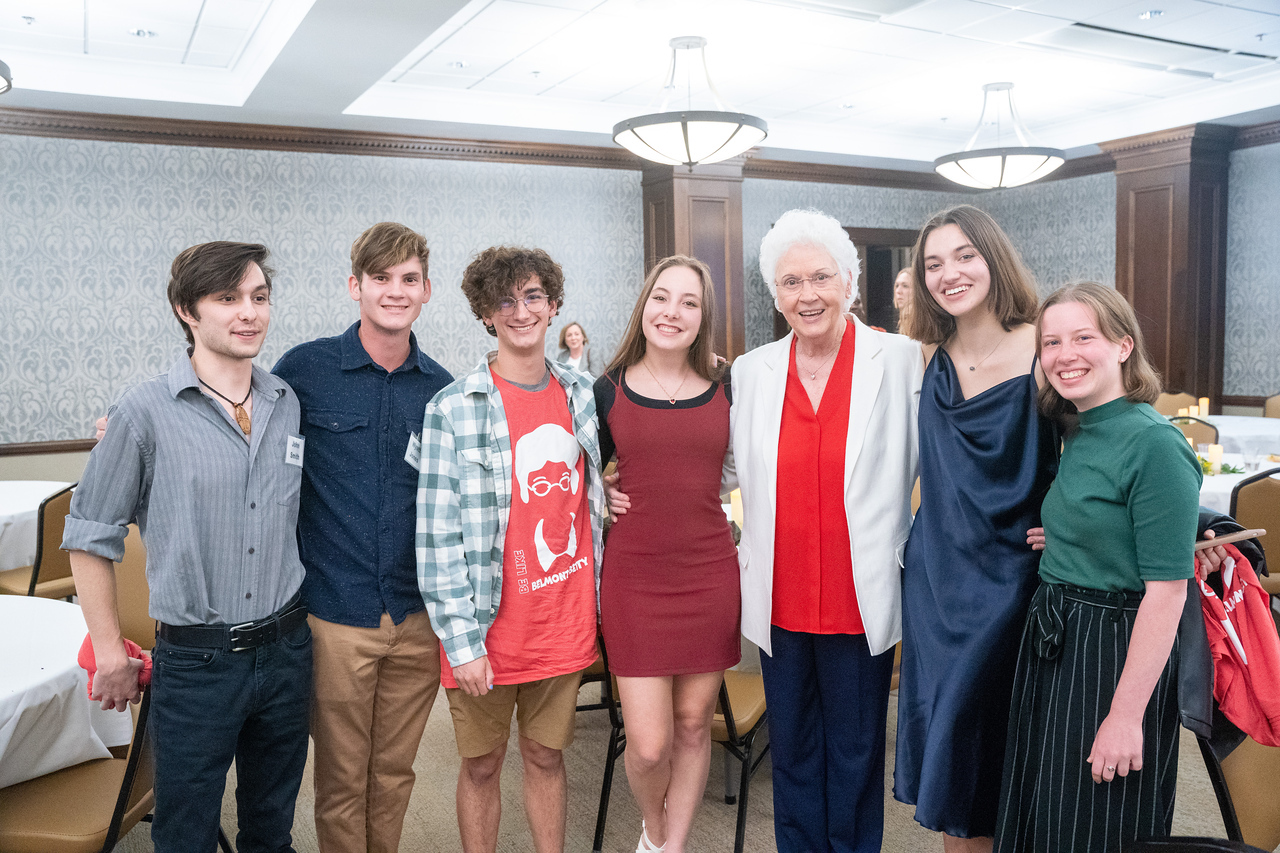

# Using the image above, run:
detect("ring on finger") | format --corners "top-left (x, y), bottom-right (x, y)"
top-left (1106, 765), bottom-right (1117, 772)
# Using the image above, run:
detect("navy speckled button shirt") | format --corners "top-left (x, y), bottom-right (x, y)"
top-left (273, 322), bottom-right (452, 628)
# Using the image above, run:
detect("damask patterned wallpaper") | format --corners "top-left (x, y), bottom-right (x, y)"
top-left (740, 171), bottom-right (1117, 350)
top-left (1225, 142), bottom-right (1280, 397)
top-left (0, 134), bottom-right (644, 443)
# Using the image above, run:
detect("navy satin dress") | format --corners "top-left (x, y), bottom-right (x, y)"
top-left (893, 347), bottom-right (1058, 838)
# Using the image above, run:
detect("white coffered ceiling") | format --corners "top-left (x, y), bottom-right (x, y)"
top-left (2, 0), bottom-right (1278, 167)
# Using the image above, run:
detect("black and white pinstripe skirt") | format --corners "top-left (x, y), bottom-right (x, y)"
top-left (993, 582), bottom-right (1181, 853)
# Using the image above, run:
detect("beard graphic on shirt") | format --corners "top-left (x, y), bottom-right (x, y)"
top-left (514, 423), bottom-right (582, 572)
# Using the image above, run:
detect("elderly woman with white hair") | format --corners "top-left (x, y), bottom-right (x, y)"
top-left (730, 208), bottom-right (921, 852)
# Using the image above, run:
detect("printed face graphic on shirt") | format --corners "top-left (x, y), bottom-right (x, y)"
top-left (514, 423), bottom-right (582, 571)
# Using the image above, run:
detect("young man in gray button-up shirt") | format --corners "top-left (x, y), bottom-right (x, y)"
top-left (64, 242), bottom-right (312, 853)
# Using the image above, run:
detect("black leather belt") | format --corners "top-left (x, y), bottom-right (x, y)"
top-left (158, 595), bottom-right (307, 652)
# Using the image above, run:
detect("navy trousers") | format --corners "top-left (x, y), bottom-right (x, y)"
top-left (759, 626), bottom-right (894, 853)
top-left (149, 621), bottom-right (312, 853)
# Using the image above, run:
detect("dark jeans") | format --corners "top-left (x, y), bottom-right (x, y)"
top-left (149, 620), bottom-right (312, 853)
top-left (759, 626), bottom-right (894, 853)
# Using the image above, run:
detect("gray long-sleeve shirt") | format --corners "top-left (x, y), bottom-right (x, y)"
top-left (63, 354), bottom-right (305, 626)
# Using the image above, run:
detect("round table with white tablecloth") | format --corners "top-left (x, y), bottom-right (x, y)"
top-left (1204, 415), bottom-right (1280, 457)
top-left (0, 480), bottom-right (73, 573)
top-left (0, 596), bottom-right (135, 789)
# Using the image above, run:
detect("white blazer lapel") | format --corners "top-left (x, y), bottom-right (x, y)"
top-left (760, 333), bottom-right (792, 517)
top-left (845, 322), bottom-right (884, 492)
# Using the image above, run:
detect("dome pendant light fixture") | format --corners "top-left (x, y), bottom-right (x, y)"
top-left (613, 36), bottom-right (767, 169)
top-left (0, 59), bottom-right (11, 96)
top-left (934, 82), bottom-right (1064, 189)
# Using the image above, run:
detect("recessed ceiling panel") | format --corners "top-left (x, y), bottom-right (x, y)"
top-left (0, 0), bottom-right (313, 104)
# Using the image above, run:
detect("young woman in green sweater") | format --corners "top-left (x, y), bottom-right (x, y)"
top-left (993, 282), bottom-right (1203, 853)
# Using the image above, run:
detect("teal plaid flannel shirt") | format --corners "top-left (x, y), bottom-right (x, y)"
top-left (415, 355), bottom-right (604, 668)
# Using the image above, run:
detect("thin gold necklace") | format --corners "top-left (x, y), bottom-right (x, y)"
top-left (640, 359), bottom-right (689, 405)
top-left (796, 336), bottom-right (841, 380)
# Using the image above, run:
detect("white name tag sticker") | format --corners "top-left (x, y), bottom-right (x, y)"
top-left (405, 431), bottom-right (422, 471)
top-left (286, 434), bottom-right (305, 467)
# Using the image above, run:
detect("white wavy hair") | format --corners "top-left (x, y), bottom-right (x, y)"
top-left (758, 208), bottom-right (860, 312)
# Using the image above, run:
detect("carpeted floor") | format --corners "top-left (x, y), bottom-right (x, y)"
top-left (115, 685), bottom-right (1263, 852)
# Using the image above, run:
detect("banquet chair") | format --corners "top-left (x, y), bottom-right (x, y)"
top-left (0, 483), bottom-right (77, 599)
top-left (711, 669), bottom-right (770, 853)
top-left (1230, 467), bottom-right (1279, 599)
top-left (0, 688), bottom-right (154, 853)
top-left (1156, 392), bottom-right (1198, 417)
top-left (576, 637), bottom-right (624, 853)
top-left (1264, 394), bottom-right (1279, 420)
top-left (114, 525), bottom-right (155, 652)
top-left (1171, 417), bottom-right (1219, 448)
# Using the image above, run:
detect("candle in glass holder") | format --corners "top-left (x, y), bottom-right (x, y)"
top-left (1189, 405), bottom-right (1200, 417)
top-left (1208, 444), bottom-right (1224, 475)
top-left (1178, 408), bottom-right (1189, 417)
top-left (1199, 397), bottom-right (1210, 414)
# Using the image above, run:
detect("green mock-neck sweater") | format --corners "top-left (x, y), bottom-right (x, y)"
top-left (1039, 397), bottom-right (1202, 592)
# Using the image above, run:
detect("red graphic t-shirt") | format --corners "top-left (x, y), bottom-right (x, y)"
top-left (440, 372), bottom-right (597, 687)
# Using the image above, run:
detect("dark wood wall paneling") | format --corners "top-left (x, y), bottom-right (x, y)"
top-left (3, 107), bottom-right (1278, 448)
top-left (1101, 123), bottom-right (1234, 409)
top-left (641, 161), bottom-right (746, 360)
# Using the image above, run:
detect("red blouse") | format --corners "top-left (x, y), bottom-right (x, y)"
top-left (771, 320), bottom-right (864, 635)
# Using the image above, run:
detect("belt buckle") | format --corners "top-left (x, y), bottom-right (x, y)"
top-left (228, 620), bottom-right (262, 652)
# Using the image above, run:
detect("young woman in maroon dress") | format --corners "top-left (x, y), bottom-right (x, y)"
top-left (596, 254), bottom-right (740, 853)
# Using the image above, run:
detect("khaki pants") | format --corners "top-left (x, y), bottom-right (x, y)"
top-left (309, 611), bottom-right (441, 853)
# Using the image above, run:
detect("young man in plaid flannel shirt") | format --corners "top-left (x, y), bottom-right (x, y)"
top-left (416, 246), bottom-right (604, 853)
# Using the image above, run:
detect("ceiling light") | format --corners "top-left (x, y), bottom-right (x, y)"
top-left (128, 28), bottom-right (157, 38)
top-left (0, 59), bottom-right (10, 95)
top-left (1138, 10), bottom-right (1163, 20)
top-left (934, 82), bottom-right (1064, 189)
top-left (21, 16), bottom-right (34, 25)
top-left (613, 36), bottom-right (767, 169)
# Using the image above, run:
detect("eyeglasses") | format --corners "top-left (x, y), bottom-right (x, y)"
top-left (777, 272), bottom-right (840, 292)
top-left (496, 293), bottom-right (550, 315)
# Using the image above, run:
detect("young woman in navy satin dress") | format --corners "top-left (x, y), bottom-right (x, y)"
top-left (894, 205), bottom-right (1059, 853)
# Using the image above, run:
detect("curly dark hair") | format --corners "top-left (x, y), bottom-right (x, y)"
top-left (461, 246), bottom-right (565, 337)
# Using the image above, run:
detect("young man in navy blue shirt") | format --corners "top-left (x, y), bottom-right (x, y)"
top-left (273, 223), bottom-right (452, 853)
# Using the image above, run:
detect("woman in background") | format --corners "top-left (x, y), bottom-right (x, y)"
top-left (994, 281), bottom-right (1200, 853)
top-left (894, 205), bottom-right (1058, 853)
top-left (557, 321), bottom-right (603, 376)
top-left (894, 266), bottom-right (914, 336)
top-left (596, 255), bottom-right (739, 853)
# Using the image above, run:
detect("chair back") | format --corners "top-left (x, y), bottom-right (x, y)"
top-left (1171, 417), bottom-right (1219, 448)
top-left (1155, 392), bottom-right (1198, 417)
top-left (115, 525), bottom-right (155, 652)
top-left (1230, 468), bottom-right (1280, 577)
top-left (1264, 394), bottom-right (1279, 420)
top-left (1219, 734), bottom-right (1280, 851)
top-left (28, 483), bottom-right (77, 598)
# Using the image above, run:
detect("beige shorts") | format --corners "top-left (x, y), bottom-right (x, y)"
top-left (446, 669), bottom-right (584, 758)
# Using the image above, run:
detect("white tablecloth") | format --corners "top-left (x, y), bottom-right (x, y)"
top-left (0, 597), bottom-right (135, 789)
top-left (0, 481), bottom-right (73, 573)
top-left (1198, 454), bottom-right (1280, 515)
top-left (1205, 415), bottom-right (1280, 457)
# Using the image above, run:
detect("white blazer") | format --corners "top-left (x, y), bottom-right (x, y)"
top-left (729, 318), bottom-right (922, 658)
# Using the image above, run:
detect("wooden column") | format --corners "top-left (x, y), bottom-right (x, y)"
top-left (641, 158), bottom-right (746, 360)
top-left (1099, 124), bottom-right (1234, 409)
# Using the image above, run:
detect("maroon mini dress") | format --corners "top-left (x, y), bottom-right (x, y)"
top-left (595, 368), bottom-right (741, 677)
